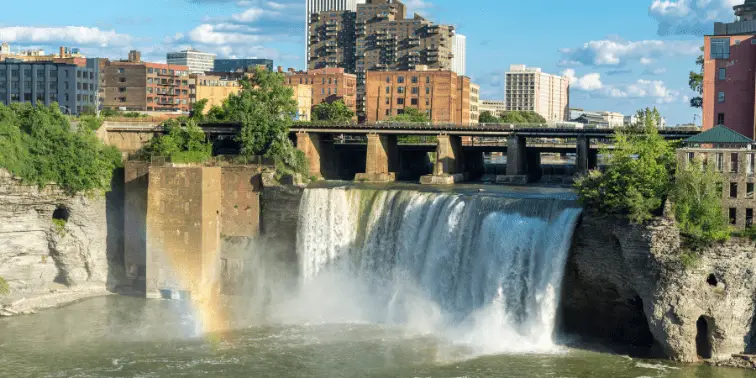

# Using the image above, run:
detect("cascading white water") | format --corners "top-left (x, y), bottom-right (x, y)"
top-left (295, 186), bottom-right (582, 355)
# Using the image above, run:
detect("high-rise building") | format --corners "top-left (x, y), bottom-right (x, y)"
top-left (703, 0), bottom-right (756, 137)
top-left (308, 11), bottom-right (357, 72)
top-left (214, 59), bottom-right (273, 73)
top-left (306, 0), bottom-right (364, 66)
top-left (166, 49), bottom-right (216, 74)
top-left (364, 68), bottom-right (471, 124)
top-left (0, 58), bottom-right (101, 115)
top-left (504, 64), bottom-right (570, 123)
top-left (451, 34), bottom-right (466, 76)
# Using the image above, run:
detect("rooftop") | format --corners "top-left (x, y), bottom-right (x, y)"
top-left (684, 125), bottom-right (754, 145)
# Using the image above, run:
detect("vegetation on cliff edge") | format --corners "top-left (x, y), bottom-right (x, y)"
top-left (0, 276), bottom-right (8, 295)
top-left (671, 157), bottom-right (730, 246)
top-left (0, 103), bottom-right (122, 194)
top-left (139, 119), bottom-right (213, 164)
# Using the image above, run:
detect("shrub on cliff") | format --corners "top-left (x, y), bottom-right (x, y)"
top-left (139, 119), bottom-right (212, 164)
top-left (672, 158), bottom-right (730, 245)
top-left (575, 108), bottom-right (675, 223)
top-left (0, 103), bottom-right (122, 194)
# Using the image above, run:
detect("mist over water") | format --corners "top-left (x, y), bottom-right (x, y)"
top-left (291, 187), bottom-right (582, 356)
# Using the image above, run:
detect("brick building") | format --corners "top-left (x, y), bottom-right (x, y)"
top-left (364, 69), bottom-right (471, 124)
top-left (703, 0), bottom-right (756, 138)
top-left (103, 53), bottom-right (190, 113)
top-left (283, 67), bottom-right (358, 115)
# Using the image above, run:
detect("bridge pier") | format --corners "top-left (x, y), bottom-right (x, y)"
top-left (296, 132), bottom-right (339, 179)
top-left (420, 135), bottom-right (466, 185)
top-left (355, 134), bottom-right (398, 182)
top-left (497, 136), bottom-right (530, 184)
top-left (575, 136), bottom-right (597, 175)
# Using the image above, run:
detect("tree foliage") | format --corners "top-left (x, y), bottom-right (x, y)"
top-left (478, 111), bottom-right (499, 123)
top-left (312, 100), bottom-right (355, 123)
top-left (190, 99), bottom-right (209, 122)
top-left (689, 46), bottom-right (704, 109)
top-left (389, 107), bottom-right (429, 123)
top-left (140, 119), bottom-right (212, 164)
top-left (0, 103), bottom-right (122, 194)
top-left (671, 157), bottom-right (730, 246)
top-left (575, 107), bottom-right (675, 223)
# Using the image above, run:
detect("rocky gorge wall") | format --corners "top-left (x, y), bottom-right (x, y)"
top-left (562, 212), bottom-right (756, 363)
top-left (0, 169), bottom-right (125, 315)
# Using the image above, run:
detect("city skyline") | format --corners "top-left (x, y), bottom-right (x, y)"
top-left (0, 0), bottom-right (723, 124)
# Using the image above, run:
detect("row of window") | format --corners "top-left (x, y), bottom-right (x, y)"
top-left (145, 88), bottom-right (188, 96)
top-left (385, 86), bottom-right (432, 94)
top-left (0, 93), bottom-right (72, 102)
top-left (728, 208), bottom-right (754, 226)
top-left (288, 77), bottom-right (342, 85)
top-left (686, 151), bottom-right (756, 174)
top-left (0, 69), bottom-right (69, 78)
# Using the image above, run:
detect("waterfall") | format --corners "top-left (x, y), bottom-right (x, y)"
top-left (295, 186), bottom-right (581, 354)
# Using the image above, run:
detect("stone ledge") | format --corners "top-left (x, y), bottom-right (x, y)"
top-left (419, 173), bottom-right (467, 185)
top-left (354, 172), bottom-right (396, 183)
top-left (495, 175), bottom-right (529, 185)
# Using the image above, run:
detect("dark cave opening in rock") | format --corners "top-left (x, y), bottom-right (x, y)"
top-left (707, 274), bottom-right (718, 287)
top-left (696, 316), bottom-right (713, 359)
top-left (52, 206), bottom-right (70, 222)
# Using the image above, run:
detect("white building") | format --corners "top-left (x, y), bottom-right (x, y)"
top-left (166, 49), bottom-right (216, 74)
top-left (470, 83), bottom-right (480, 124)
top-left (0, 42), bottom-right (10, 55)
top-left (451, 34), bottom-right (466, 76)
top-left (305, 0), bottom-right (365, 67)
top-left (601, 111), bottom-right (624, 127)
top-left (480, 100), bottom-right (506, 117)
top-left (505, 64), bottom-right (570, 122)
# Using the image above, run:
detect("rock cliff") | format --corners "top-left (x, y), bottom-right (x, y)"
top-left (563, 213), bottom-right (756, 362)
top-left (0, 169), bottom-right (124, 315)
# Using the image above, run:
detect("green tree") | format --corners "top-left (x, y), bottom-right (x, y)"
top-left (78, 115), bottom-right (103, 131)
top-left (312, 100), bottom-right (355, 123)
top-left (498, 111), bottom-right (545, 124)
top-left (672, 157), bottom-right (730, 246)
top-left (191, 99), bottom-right (209, 122)
top-left (689, 46), bottom-right (704, 109)
top-left (140, 119), bottom-right (212, 163)
top-left (0, 103), bottom-right (122, 194)
top-left (575, 107), bottom-right (675, 223)
top-left (479, 111), bottom-right (499, 124)
top-left (224, 68), bottom-right (308, 177)
top-left (206, 105), bottom-right (228, 122)
top-left (390, 107), bottom-right (429, 123)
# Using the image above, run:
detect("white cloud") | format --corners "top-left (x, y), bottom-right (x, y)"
top-left (562, 69), bottom-right (604, 91)
top-left (565, 69), bottom-right (680, 103)
top-left (648, 0), bottom-right (740, 35)
top-left (404, 0), bottom-right (434, 15)
top-left (560, 38), bottom-right (700, 66)
top-left (186, 24), bottom-right (267, 45)
top-left (0, 26), bottom-right (132, 47)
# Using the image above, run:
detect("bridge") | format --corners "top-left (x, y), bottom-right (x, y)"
top-left (101, 121), bottom-right (699, 184)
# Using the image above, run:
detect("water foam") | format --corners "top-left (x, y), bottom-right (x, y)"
top-left (295, 187), bottom-right (581, 356)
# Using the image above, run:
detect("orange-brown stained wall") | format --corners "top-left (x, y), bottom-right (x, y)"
top-left (703, 34), bottom-right (756, 138)
top-left (365, 70), bottom-right (472, 124)
top-left (284, 68), bottom-right (358, 116)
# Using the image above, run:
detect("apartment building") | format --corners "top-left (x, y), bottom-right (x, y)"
top-left (703, 0), bottom-right (756, 138)
top-left (309, 11), bottom-right (357, 72)
top-left (470, 83), bottom-right (479, 124)
top-left (479, 100), bottom-right (506, 117)
top-left (306, 0), bottom-right (364, 66)
top-left (214, 59), bottom-right (273, 73)
top-left (103, 55), bottom-right (190, 112)
top-left (0, 58), bottom-right (101, 115)
top-left (505, 64), bottom-right (569, 122)
top-left (364, 69), bottom-right (471, 124)
top-left (189, 73), bottom-right (242, 109)
top-left (283, 67), bottom-right (358, 115)
top-left (167, 49), bottom-right (216, 74)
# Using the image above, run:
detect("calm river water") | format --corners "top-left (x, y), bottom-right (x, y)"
top-left (1, 296), bottom-right (754, 378)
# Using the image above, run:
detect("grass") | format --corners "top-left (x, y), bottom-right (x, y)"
top-left (0, 276), bottom-right (9, 295)
top-left (680, 250), bottom-right (701, 270)
top-left (52, 218), bottom-right (67, 236)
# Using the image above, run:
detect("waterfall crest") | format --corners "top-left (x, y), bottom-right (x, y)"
top-left (295, 186), bottom-right (581, 354)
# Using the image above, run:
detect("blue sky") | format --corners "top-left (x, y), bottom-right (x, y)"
top-left (0, 0), bottom-right (738, 124)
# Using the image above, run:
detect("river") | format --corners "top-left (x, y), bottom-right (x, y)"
top-left (0, 296), bottom-right (752, 377)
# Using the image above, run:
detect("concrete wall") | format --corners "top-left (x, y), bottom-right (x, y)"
top-left (221, 167), bottom-right (261, 237)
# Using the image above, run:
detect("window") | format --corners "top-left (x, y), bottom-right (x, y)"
top-left (736, 40), bottom-right (742, 46)
top-left (719, 68), bottom-right (726, 80)
top-left (426, 76), bottom-right (430, 83)
top-left (748, 209), bottom-right (754, 228)
top-left (397, 76), bottom-right (405, 84)
top-left (64, 82), bottom-right (69, 90)
top-left (718, 113), bottom-right (725, 125)
top-left (119, 87), bottom-right (127, 93)
top-left (49, 82), bottom-right (57, 90)
top-left (748, 183), bottom-right (754, 199)
top-left (23, 93), bottom-right (31, 102)
top-left (118, 68), bottom-right (125, 74)
top-left (385, 109), bottom-right (390, 116)
top-left (328, 78), bottom-right (332, 84)
top-left (49, 70), bottom-right (56, 78)
top-left (386, 98), bottom-right (390, 105)
top-left (83, 83), bottom-right (88, 90)
top-left (731, 182), bottom-right (739, 198)
top-left (411, 98), bottom-right (418, 106)
top-left (730, 208), bottom-right (737, 225)
top-left (710, 38), bottom-right (731, 59)
top-left (411, 76), bottom-right (418, 84)
top-left (119, 77), bottom-right (126, 83)
top-left (397, 98), bottom-right (404, 105)
top-left (749, 154), bottom-right (755, 176)
top-left (147, 78), bottom-right (153, 84)
top-left (398, 86), bottom-right (405, 94)
top-left (23, 69), bottom-right (31, 77)
top-left (386, 86), bottom-right (390, 94)
top-left (36, 82), bottom-right (45, 91)
top-left (426, 87), bottom-right (430, 95)
top-left (687, 152), bottom-right (695, 164)
top-left (148, 68), bottom-right (153, 74)
top-left (717, 153), bottom-right (724, 172)
top-left (718, 92), bottom-right (725, 103)
top-left (732, 153), bottom-right (739, 173)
